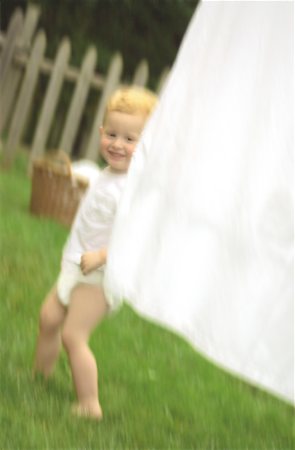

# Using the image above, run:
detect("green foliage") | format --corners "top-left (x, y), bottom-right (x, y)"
top-left (2, 0), bottom-right (199, 87)
top-left (0, 152), bottom-right (294, 449)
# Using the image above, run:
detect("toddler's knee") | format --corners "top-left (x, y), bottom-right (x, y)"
top-left (61, 327), bottom-right (79, 353)
top-left (39, 305), bottom-right (60, 334)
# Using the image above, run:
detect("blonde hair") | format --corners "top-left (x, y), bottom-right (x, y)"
top-left (104, 85), bottom-right (158, 122)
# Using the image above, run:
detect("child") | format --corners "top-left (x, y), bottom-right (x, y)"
top-left (33, 86), bottom-right (157, 420)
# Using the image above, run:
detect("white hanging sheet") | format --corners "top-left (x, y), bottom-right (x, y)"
top-left (104, 1), bottom-right (294, 404)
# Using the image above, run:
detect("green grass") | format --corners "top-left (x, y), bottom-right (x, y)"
top-left (0, 152), bottom-right (294, 450)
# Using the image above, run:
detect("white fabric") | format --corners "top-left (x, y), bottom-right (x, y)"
top-left (62, 167), bottom-right (127, 267)
top-left (71, 159), bottom-right (102, 187)
top-left (104, 1), bottom-right (294, 404)
top-left (57, 261), bottom-right (104, 306)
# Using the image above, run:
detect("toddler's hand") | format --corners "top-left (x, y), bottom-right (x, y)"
top-left (80, 251), bottom-right (104, 275)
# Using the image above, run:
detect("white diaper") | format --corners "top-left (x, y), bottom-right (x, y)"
top-left (56, 261), bottom-right (104, 306)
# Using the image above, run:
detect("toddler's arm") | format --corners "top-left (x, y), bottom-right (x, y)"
top-left (80, 248), bottom-right (107, 275)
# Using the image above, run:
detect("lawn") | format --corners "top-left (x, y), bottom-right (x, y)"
top-left (0, 152), bottom-right (294, 450)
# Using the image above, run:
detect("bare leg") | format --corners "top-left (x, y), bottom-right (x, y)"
top-left (33, 285), bottom-right (66, 377)
top-left (61, 283), bottom-right (109, 420)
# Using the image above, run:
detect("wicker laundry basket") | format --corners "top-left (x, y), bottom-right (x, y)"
top-left (30, 152), bottom-right (89, 227)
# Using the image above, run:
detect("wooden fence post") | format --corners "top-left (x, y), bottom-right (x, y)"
top-left (59, 45), bottom-right (97, 155)
top-left (85, 52), bottom-right (123, 161)
top-left (0, 4), bottom-right (41, 134)
top-left (132, 59), bottom-right (149, 87)
top-left (3, 31), bottom-right (46, 168)
top-left (0, 9), bottom-right (24, 132)
top-left (0, 9), bottom-right (23, 81)
top-left (30, 37), bottom-right (71, 164)
top-left (18, 4), bottom-right (40, 46)
top-left (156, 66), bottom-right (170, 94)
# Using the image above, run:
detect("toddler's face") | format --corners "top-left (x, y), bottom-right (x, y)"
top-left (100, 111), bottom-right (146, 172)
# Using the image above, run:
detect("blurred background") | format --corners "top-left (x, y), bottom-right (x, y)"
top-left (1, 0), bottom-right (199, 88)
top-left (1, 0), bottom-right (199, 160)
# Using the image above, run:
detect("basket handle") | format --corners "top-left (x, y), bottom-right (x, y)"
top-left (40, 150), bottom-right (72, 175)
top-left (54, 151), bottom-right (72, 175)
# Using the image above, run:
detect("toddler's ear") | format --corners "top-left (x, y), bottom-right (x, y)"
top-left (99, 126), bottom-right (103, 136)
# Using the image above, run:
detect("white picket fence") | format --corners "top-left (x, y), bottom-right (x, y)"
top-left (0, 4), bottom-right (169, 168)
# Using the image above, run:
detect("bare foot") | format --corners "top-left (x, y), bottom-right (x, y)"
top-left (71, 402), bottom-right (103, 421)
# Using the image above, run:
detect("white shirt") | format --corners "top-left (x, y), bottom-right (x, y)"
top-left (62, 166), bottom-right (127, 268)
